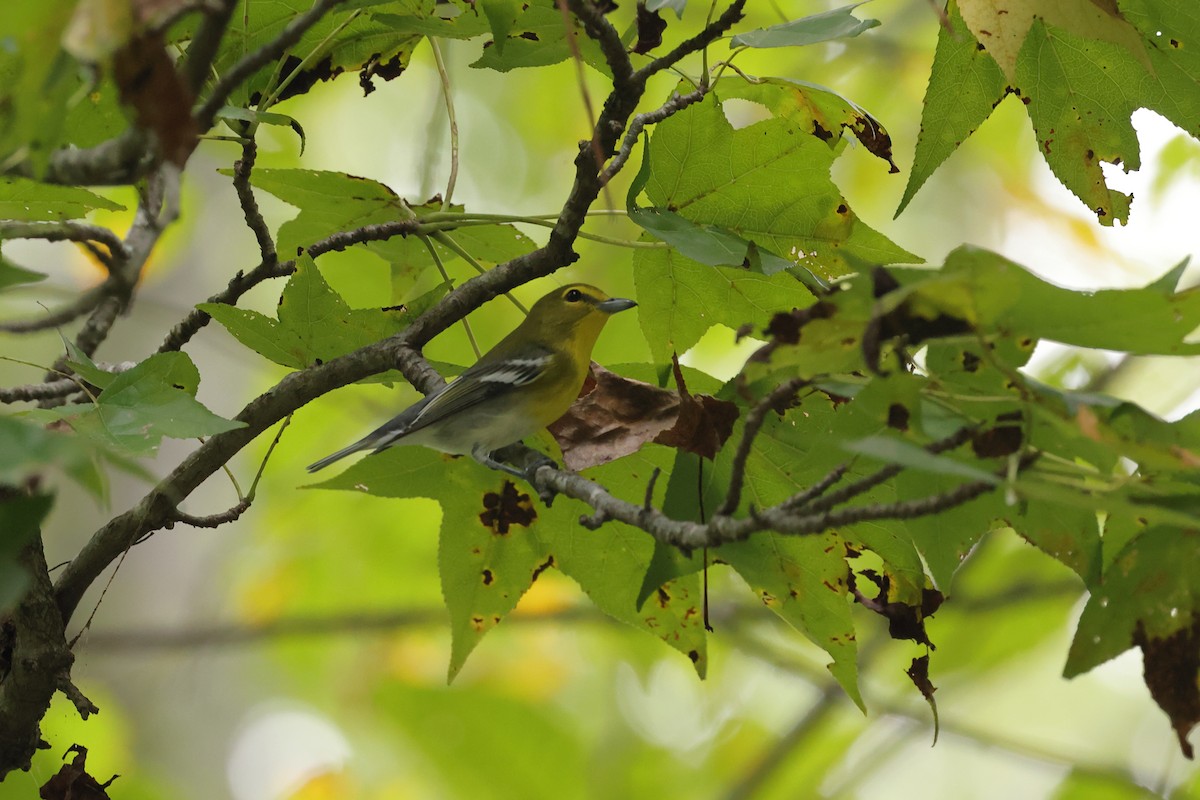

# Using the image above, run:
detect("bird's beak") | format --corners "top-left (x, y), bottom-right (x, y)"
top-left (596, 297), bottom-right (637, 314)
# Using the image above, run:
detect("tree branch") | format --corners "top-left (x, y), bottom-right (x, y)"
top-left (0, 221), bottom-right (128, 262)
top-left (54, 0), bottom-right (756, 627)
top-left (0, 534), bottom-right (75, 778)
top-left (182, 0), bottom-right (239, 92)
top-left (0, 378), bottom-right (80, 405)
top-left (600, 86), bottom-right (708, 186)
top-left (231, 139), bottom-right (277, 265)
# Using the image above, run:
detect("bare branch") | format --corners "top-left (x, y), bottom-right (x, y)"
top-left (600, 87), bottom-right (707, 186)
top-left (82, 606), bottom-right (614, 651)
top-left (717, 377), bottom-right (809, 516)
top-left (0, 378), bottom-right (80, 405)
top-left (0, 221), bottom-right (128, 262)
top-left (231, 140), bottom-right (277, 265)
top-left (182, 0), bottom-right (238, 92)
top-left (55, 677), bottom-right (98, 720)
top-left (565, 0), bottom-right (635, 88)
top-left (170, 499), bottom-right (251, 529)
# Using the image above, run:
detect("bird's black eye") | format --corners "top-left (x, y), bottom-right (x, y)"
top-left (565, 288), bottom-right (583, 302)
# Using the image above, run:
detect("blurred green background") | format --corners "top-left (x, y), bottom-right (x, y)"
top-left (4, 0), bottom-right (1200, 797)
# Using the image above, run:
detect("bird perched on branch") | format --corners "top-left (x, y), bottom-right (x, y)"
top-left (307, 283), bottom-right (636, 475)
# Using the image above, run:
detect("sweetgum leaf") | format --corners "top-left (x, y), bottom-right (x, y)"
top-left (308, 446), bottom-right (551, 679)
top-left (45, 352), bottom-right (244, 455)
top-left (200, 254), bottom-right (423, 373)
top-left (222, 168), bottom-right (409, 257)
top-left (0, 177), bottom-right (123, 221)
top-left (633, 245), bottom-right (814, 364)
top-left (641, 91), bottom-right (914, 279)
top-left (896, 0), bottom-right (1007, 216)
top-left (720, 531), bottom-right (863, 708)
top-left (544, 447), bottom-right (708, 676)
top-left (731, 2), bottom-right (879, 49)
top-left (1066, 527), bottom-right (1200, 757)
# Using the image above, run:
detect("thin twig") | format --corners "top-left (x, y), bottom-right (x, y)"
top-left (794, 427), bottom-right (975, 515)
top-left (717, 377), bottom-right (809, 516)
top-left (429, 231), bottom-right (529, 314)
top-left (780, 463), bottom-right (850, 511)
top-left (0, 287), bottom-right (109, 334)
top-left (171, 499), bottom-right (252, 529)
top-left (421, 235), bottom-right (481, 358)
top-left (429, 39), bottom-right (459, 211)
top-left (600, 87), bottom-right (708, 186)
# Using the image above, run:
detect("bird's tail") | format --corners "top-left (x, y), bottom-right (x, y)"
top-left (306, 437), bottom-right (375, 473)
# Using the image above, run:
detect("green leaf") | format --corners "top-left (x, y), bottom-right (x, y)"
top-left (0, 257), bottom-right (47, 291)
top-left (52, 352), bottom-right (244, 454)
top-left (628, 208), bottom-right (794, 276)
top-left (730, 2), bottom-right (879, 49)
top-left (308, 446), bottom-right (552, 679)
top-left (200, 255), bottom-right (423, 372)
top-left (61, 334), bottom-right (118, 390)
top-left (642, 92), bottom-right (915, 280)
top-left (373, 9), bottom-right (492, 39)
top-left (546, 447), bottom-right (708, 676)
top-left (215, 106), bottom-right (306, 155)
top-left (720, 531), bottom-right (863, 708)
top-left (896, 0), bottom-right (1007, 216)
top-left (843, 434), bottom-right (1000, 484)
top-left (632, 245), bottom-right (814, 363)
top-left (1066, 527), bottom-right (1200, 677)
top-left (479, 0), bottom-right (521, 53)
top-left (0, 415), bottom-right (146, 501)
top-left (1005, 501), bottom-right (1100, 586)
top-left (223, 168), bottom-right (409, 257)
top-left (933, 247), bottom-right (1200, 355)
top-left (0, 177), bottom-right (124, 221)
top-left (470, 4), bottom-right (610, 73)
top-left (646, 0), bottom-right (686, 19)
top-left (1015, 18), bottom-right (1146, 225)
top-left (897, 469), bottom-right (1007, 589)
top-left (207, 0), bottom-right (426, 105)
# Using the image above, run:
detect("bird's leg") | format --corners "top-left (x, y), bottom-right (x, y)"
top-left (472, 441), bottom-right (556, 484)
top-left (471, 445), bottom-right (528, 480)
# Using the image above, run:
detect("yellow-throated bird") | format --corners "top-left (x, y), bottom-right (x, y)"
top-left (307, 283), bottom-right (636, 474)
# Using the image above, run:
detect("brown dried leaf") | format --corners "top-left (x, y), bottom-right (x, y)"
top-left (548, 360), bottom-right (739, 471)
top-left (632, 1), bottom-right (667, 54)
top-left (1135, 616), bottom-right (1200, 759)
top-left (40, 745), bottom-right (117, 800)
top-left (113, 32), bottom-right (197, 167)
top-left (907, 654), bottom-right (940, 744)
top-left (851, 570), bottom-right (943, 648)
top-left (655, 357), bottom-right (739, 460)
